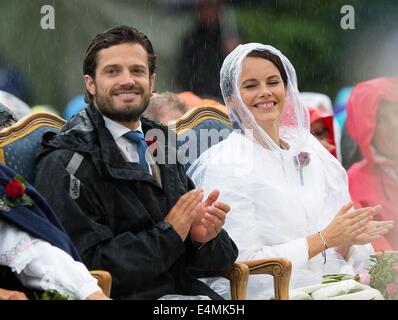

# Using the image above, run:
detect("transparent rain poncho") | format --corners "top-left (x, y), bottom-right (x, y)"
top-left (188, 43), bottom-right (373, 299)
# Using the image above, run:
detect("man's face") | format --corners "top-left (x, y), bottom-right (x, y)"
top-left (84, 42), bottom-right (155, 123)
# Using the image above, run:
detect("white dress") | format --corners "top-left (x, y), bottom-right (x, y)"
top-left (189, 131), bottom-right (373, 299)
top-left (0, 219), bottom-right (101, 299)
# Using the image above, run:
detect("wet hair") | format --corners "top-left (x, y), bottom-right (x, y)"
top-left (247, 50), bottom-right (288, 87)
top-left (83, 25), bottom-right (157, 104)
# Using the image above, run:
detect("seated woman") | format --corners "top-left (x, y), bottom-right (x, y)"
top-left (346, 77), bottom-right (398, 251)
top-left (0, 164), bottom-right (109, 300)
top-left (188, 43), bottom-right (394, 299)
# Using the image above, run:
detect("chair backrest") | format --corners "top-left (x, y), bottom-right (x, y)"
top-left (0, 112), bottom-right (65, 183)
top-left (170, 104), bottom-right (232, 171)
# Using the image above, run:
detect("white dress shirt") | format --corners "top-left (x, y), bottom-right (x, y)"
top-left (103, 116), bottom-right (152, 175)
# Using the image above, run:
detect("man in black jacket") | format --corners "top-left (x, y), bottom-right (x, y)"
top-left (34, 25), bottom-right (238, 300)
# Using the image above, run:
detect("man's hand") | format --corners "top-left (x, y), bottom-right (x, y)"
top-left (0, 288), bottom-right (28, 300)
top-left (190, 189), bottom-right (230, 244)
top-left (165, 189), bottom-right (204, 241)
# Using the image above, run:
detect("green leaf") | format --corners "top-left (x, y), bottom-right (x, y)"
top-left (321, 279), bottom-right (340, 284)
top-left (39, 289), bottom-right (69, 300)
top-left (3, 196), bottom-right (17, 207)
top-left (15, 175), bottom-right (27, 186)
top-left (21, 194), bottom-right (34, 206)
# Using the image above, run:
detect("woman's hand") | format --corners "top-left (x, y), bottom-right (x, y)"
top-left (353, 219), bottom-right (394, 245)
top-left (321, 202), bottom-right (378, 248)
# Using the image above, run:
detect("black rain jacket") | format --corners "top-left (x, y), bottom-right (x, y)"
top-left (34, 105), bottom-right (238, 299)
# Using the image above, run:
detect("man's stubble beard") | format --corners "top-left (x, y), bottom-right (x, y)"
top-left (94, 90), bottom-right (151, 123)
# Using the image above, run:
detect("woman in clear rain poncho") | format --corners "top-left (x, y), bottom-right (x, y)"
top-left (187, 43), bottom-right (394, 299)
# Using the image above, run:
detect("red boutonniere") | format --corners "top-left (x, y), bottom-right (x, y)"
top-left (294, 152), bottom-right (311, 186)
top-left (145, 136), bottom-right (158, 157)
top-left (2, 176), bottom-right (33, 209)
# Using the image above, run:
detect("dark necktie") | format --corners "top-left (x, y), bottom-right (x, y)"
top-left (124, 131), bottom-right (149, 172)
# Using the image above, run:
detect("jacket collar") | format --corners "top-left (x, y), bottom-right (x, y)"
top-left (42, 104), bottom-right (178, 188)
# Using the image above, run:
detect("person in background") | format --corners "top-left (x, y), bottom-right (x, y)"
top-left (335, 87), bottom-right (362, 170)
top-left (347, 77), bottom-right (398, 251)
top-left (333, 86), bottom-right (353, 131)
top-left (0, 55), bottom-right (30, 103)
top-left (0, 102), bottom-right (17, 130)
top-left (309, 107), bottom-right (337, 157)
top-left (0, 90), bottom-right (31, 120)
top-left (144, 91), bottom-right (187, 124)
top-left (0, 164), bottom-right (109, 300)
top-left (177, 91), bottom-right (204, 110)
top-left (175, 0), bottom-right (241, 101)
top-left (62, 94), bottom-right (88, 120)
top-left (300, 92), bottom-right (342, 162)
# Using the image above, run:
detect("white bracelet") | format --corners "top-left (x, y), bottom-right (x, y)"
top-left (318, 231), bottom-right (328, 264)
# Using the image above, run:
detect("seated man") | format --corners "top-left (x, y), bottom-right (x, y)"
top-left (34, 25), bottom-right (238, 300)
top-left (0, 164), bottom-right (109, 300)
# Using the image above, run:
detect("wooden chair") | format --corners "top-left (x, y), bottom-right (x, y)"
top-left (0, 112), bottom-right (66, 183)
top-left (169, 104), bottom-right (233, 171)
top-left (0, 112), bottom-right (112, 297)
top-left (172, 104), bottom-right (292, 300)
top-left (194, 262), bottom-right (250, 300)
top-left (89, 270), bottom-right (112, 298)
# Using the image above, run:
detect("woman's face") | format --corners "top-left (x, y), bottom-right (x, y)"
top-left (373, 100), bottom-right (398, 160)
top-left (239, 56), bottom-right (287, 128)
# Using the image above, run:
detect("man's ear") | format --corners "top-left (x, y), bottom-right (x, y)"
top-left (150, 73), bottom-right (156, 94)
top-left (84, 75), bottom-right (96, 96)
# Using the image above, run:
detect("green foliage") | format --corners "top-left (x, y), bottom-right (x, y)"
top-left (322, 274), bottom-right (359, 284)
top-left (368, 252), bottom-right (398, 299)
top-left (234, 0), bottom-right (395, 100)
top-left (15, 175), bottom-right (27, 185)
top-left (236, 3), bottom-right (340, 97)
top-left (35, 290), bottom-right (70, 300)
top-left (323, 252), bottom-right (398, 299)
top-left (3, 194), bottom-right (33, 208)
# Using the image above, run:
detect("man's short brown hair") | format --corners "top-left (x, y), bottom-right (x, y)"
top-left (83, 25), bottom-right (157, 104)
